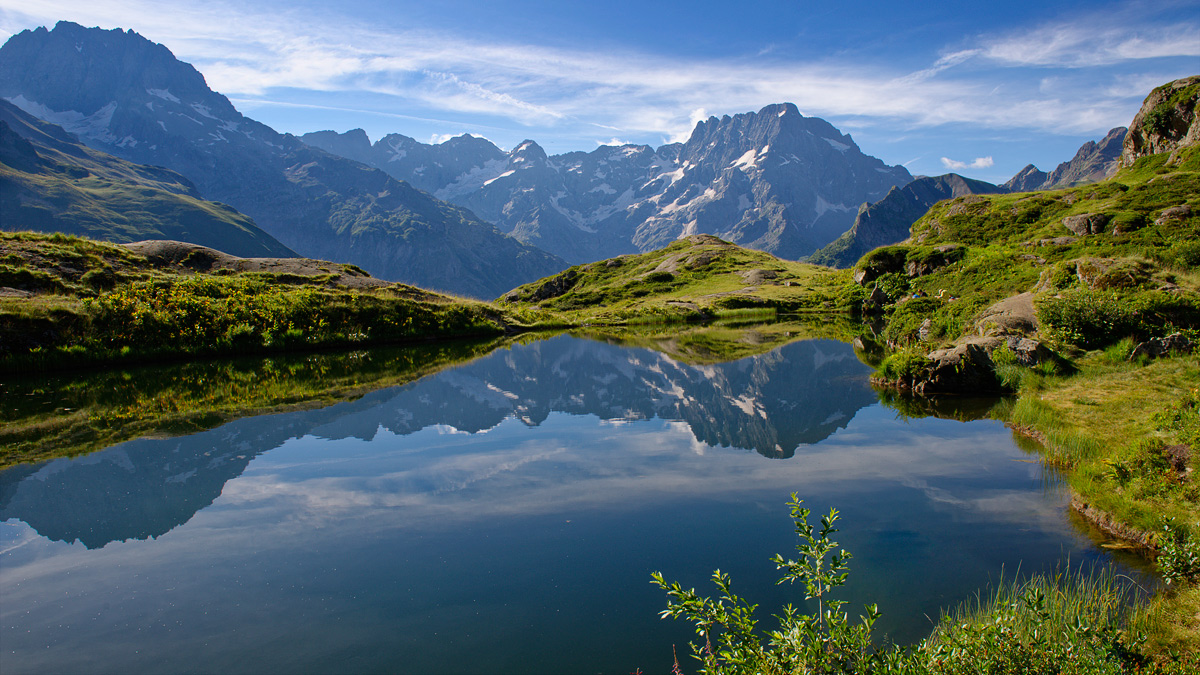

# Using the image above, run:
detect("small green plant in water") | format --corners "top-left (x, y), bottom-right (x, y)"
top-left (651, 495), bottom-right (906, 674)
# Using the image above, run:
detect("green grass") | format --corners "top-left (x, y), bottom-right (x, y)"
top-left (498, 234), bottom-right (857, 322)
top-left (0, 232), bottom-right (548, 372)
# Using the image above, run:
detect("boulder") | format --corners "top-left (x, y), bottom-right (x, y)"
top-left (1062, 213), bottom-right (1111, 236)
top-left (1130, 333), bottom-right (1194, 360)
top-left (1155, 204), bottom-right (1193, 226)
top-left (915, 343), bottom-right (1002, 394)
top-left (974, 292), bottom-right (1038, 336)
top-left (1005, 336), bottom-right (1052, 367)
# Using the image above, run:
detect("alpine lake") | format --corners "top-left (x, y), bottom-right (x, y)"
top-left (0, 320), bottom-right (1157, 674)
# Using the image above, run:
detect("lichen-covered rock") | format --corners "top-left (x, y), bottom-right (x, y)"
top-left (975, 292), bottom-right (1039, 336)
top-left (1005, 336), bottom-right (1052, 367)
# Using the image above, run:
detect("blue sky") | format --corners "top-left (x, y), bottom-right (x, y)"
top-left (2, 0), bottom-right (1198, 183)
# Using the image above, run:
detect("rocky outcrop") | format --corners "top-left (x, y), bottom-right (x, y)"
top-left (974, 292), bottom-right (1039, 336)
top-left (1120, 75), bottom-right (1200, 168)
top-left (1061, 213), bottom-right (1111, 236)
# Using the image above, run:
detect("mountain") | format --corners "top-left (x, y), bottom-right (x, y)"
top-left (0, 22), bottom-right (565, 298)
top-left (302, 104), bottom-right (913, 263)
top-left (809, 126), bottom-right (1134, 269)
top-left (0, 100), bottom-right (294, 257)
top-left (807, 174), bottom-right (1006, 268)
top-left (1003, 127), bottom-right (1127, 191)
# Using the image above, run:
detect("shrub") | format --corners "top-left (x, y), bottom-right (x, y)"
top-left (1158, 520), bottom-right (1200, 585)
top-left (877, 350), bottom-right (932, 381)
top-left (1037, 289), bottom-right (1138, 348)
top-left (651, 495), bottom-right (908, 674)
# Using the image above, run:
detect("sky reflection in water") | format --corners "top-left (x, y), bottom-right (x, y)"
top-left (0, 335), bottom-right (1144, 674)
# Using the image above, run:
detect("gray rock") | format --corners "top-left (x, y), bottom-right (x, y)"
top-left (1062, 213), bottom-right (1111, 236)
top-left (1005, 336), bottom-right (1052, 367)
top-left (975, 292), bottom-right (1039, 336)
top-left (1130, 333), bottom-right (1194, 360)
top-left (916, 343), bottom-right (1002, 394)
top-left (1156, 204), bottom-right (1193, 226)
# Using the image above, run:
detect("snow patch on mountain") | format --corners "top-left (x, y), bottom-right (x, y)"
top-left (434, 158), bottom-right (510, 200)
top-left (6, 95), bottom-right (117, 143)
top-left (146, 88), bottom-right (180, 103)
top-left (824, 138), bottom-right (850, 153)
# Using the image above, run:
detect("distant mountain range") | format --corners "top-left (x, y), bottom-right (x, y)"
top-left (0, 20), bottom-right (1136, 291)
top-left (1003, 127), bottom-right (1126, 192)
top-left (303, 104), bottom-right (913, 263)
top-left (807, 127), bottom-right (1129, 268)
top-left (0, 21), bottom-right (564, 298)
top-left (0, 100), bottom-right (294, 257)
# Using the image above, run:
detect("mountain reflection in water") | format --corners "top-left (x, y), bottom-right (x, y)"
top-left (0, 335), bottom-right (874, 549)
top-left (0, 333), bottom-right (1149, 675)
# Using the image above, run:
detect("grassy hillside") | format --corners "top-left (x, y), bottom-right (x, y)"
top-left (498, 233), bottom-right (859, 322)
top-left (0, 231), bottom-right (550, 372)
top-left (857, 147), bottom-right (1200, 351)
top-left (0, 101), bottom-right (295, 258)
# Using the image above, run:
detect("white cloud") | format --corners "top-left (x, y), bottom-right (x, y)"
top-left (1, 0), bottom-right (1196, 144)
top-left (980, 20), bottom-right (1200, 68)
top-left (596, 137), bottom-right (633, 147)
top-left (940, 156), bottom-right (995, 170)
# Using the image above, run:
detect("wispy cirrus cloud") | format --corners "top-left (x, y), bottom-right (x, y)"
top-left (1, 0), bottom-right (1196, 151)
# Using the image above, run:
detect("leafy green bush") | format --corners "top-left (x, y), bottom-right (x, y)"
top-left (881, 297), bottom-right (941, 346)
top-left (872, 272), bottom-right (911, 304)
top-left (1038, 290), bottom-right (1139, 348)
top-left (877, 350), bottom-right (932, 381)
top-left (1158, 520), bottom-right (1200, 585)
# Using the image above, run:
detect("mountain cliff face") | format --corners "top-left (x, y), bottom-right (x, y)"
top-left (807, 173), bottom-right (1005, 268)
top-left (1004, 127), bottom-right (1127, 191)
top-left (1120, 75), bottom-right (1200, 168)
top-left (0, 100), bottom-right (294, 257)
top-left (0, 22), bottom-right (565, 297)
top-left (303, 104), bottom-right (912, 263)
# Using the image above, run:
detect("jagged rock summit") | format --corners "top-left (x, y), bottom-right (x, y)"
top-left (0, 21), bottom-right (566, 298)
top-left (304, 103), bottom-right (913, 263)
top-left (1004, 127), bottom-right (1127, 191)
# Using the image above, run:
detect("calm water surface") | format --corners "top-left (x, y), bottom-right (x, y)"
top-left (0, 334), bottom-right (1145, 674)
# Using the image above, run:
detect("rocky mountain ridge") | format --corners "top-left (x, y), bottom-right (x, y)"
top-left (303, 103), bottom-right (913, 263)
top-left (1003, 127), bottom-right (1127, 191)
top-left (0, 99), bottom-right (294, 257)
top-left (0, 22), bottom-right (565, 297)
top-left (807, 173), bottom-right (1006, 269)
